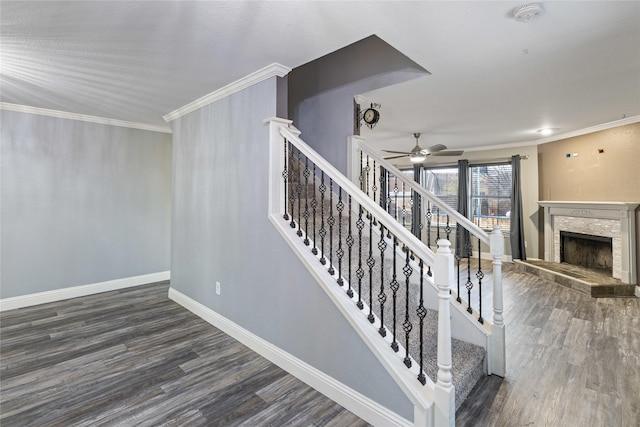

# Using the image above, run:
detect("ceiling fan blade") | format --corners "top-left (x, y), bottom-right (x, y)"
top-left (382, 150), bottom-right (411, 155)
top-left (384, 154), bottom-right (408, 160)
top-left (426, 144), bottom-right (447, 153)
top-left (431, 150), bottom-right (464, 156)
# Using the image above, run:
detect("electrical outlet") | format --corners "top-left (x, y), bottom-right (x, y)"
top-left (216, 281), bottom-right (221, 295)
top-left (525, 241), bottom-right (528, 248)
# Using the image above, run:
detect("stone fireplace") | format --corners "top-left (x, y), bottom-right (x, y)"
top-left (538, 201), bottom-right (639, 285)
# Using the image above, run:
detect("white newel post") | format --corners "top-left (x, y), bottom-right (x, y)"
top-left (489, 225), bottom-right (506, 377)
top-left (434, 239), bottom-right (455, 427)
top-left (347, 135), bottom-right (364, 187)
top-left (266, 117), bottom-right (291, 217)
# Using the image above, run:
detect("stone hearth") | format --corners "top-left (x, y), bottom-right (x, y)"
top-left (538, 201), bottom-right (639, 285)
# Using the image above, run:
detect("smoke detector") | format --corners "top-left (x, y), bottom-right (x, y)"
top-left (513, 3), bottom-right (544, 22)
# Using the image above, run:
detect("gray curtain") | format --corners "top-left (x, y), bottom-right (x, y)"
top-left (510, 155), bottom-right (527, 260)
top-left (455, 159), bottom-right (471, 257)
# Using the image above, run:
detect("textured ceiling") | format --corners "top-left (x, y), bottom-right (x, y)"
top-left (1, 1), bottom-right (639, 154)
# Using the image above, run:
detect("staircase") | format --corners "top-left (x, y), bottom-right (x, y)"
top-left (266, 118), bottom-right (506, 426)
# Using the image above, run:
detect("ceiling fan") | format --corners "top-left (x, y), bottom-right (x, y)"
top-left (383, 133), bottom-right (464, 163)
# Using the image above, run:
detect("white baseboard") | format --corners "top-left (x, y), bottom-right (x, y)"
top-left (0, 271), bottom-right (171, 311)
top-left (168, 287), bottom-right (412, 427)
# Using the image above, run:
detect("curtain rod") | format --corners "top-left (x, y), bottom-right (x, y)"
top-left (410, 155), bottom-right (529, 170)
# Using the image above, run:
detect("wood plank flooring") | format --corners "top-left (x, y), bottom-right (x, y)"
top-left (2, 265), bottom-right (639, 427)
top-left (455, 263), bottom-right (640, 427)
top-left (0, 282), bottom-right (370, 426)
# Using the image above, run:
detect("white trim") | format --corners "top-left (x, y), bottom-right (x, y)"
top-left (0, 102), bottom-right (172, 134)
top-left (0, 271), bottom-right (171, 311)
top-left (163, 63), bottom-right (291, 122)
top-left (169, 286), bottom-right (413, 427)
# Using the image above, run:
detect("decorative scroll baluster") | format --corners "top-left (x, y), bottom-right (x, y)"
top-left (417, 259), bottom-right (427, 385)
top-left (390, 236), bottom-right (400, 352)
top-left (311, 165), bottom-right (318, 255)
top-left (359, 152), bottom-right (364, 192)
top-left (426, 201), bottom-right (433, 277)
top-left (303, 158), bottom-right (310, 245)
top-left (367, 210), bottom-right (375, 323)
top-left (327, 180), bottom-right (335, 275)
top-left (371, 160), bottom-right (377, 223)
top-left (445, 215), bottom-right (451, 241)
top-left (282, 140), bottom-right (289, 221)
top-left (288, 144), bottom-right (296, 229)
top-left (465, 240), bottom-right (473, 314)
top-left (402, 182), bottom-right (407, 228)
top-left (436, 206), bottom-right (441, 241)
top-left (356, 206), bottom-right (365, 309)
top-left (377, 224), bottom-right (387, 337)
top-left (346, 195), bottom-right (354, 298)
top-left (477, 237), bottom-right (484, 324)
top-left (296, 150), bottom-right (303, 237)
top-left (319, 173), bottom-right (327, 264)
top-left (336, 188), bottom-right (345, 286)
top-left (402, 250), bottom-right (413, 368)
top-left (456, 250), bottom-right (462, 304)
top-left (426, 201), bottom-right (432, 250)
top-left (393, 175), bottom-right (399, 221)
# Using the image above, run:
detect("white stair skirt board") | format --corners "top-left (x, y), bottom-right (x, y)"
top-left (0, 271), bottom-right (171, 311)
top-left (168, 287), bottom-right (413, 427)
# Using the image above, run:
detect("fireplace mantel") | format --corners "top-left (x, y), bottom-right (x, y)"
top-left (537, 201), bottom-right (639, 284)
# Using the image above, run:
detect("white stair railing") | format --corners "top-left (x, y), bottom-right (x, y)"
top-left (349, 136), bottom-right (506, 377)
top-left (266, 117), bottom-right (458, 427)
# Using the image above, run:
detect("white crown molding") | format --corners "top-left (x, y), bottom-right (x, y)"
top-left (466, 115), bottom-right (640, 152)
top-left (0, 102), bottom-right (172, 134)
top-left (168, 287), bottom-right (412, 427)
top-left (163, 63), bottom-right (291, 122)
top-left (0, 271), bottom-right (171, 311)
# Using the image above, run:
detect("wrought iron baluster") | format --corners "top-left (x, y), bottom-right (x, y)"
top-left (417, 259), bottom-right (427, 385)
top-left (426, 201), bottom-right (433, 277)
top-left (282, 139), bottom-right (289, 221)
top-left (436, 206), bottom-right (441, 241)
top-left (390, 236), bottom-right (400, 352)
top-left (371, 160), bottom-right (377, 223)
top-left (319, 172), bottom-right (327, 264)
top-left (445, 215), bottom-right (451, 241)
top-left (465, 240), bottom-right (474, 314)
top-left (296, 150), bottom-right (303, 237)
top-left (367, 210), bottom-right (375, 323)
top-left (456, 250), bottom-right (462, 304)
top-left (311, 165), bottom-right (318, 255)
top-left (393, 175), bottom-right (399, 221)
top-left (477, 237), bottom-right (484, 324)
top-left (425, 201), bottom-right (432, 250)
top-left (402, 249), bottom-right (413, 368)
top-left (327, 180), bottom-right (335, 275)
top-left (288, 144), bottom-right (296, 229)
top-left (402, 181), bottom-right (407, 228)
top-left (346, 195), bottom-right (354, 298)
top-left (359, 151), bottom-right (364, 192)
top-left (356, 206), bottom-right (365, 310)
top-left (303, 157), bottom-right (310, 245)
top-left (336, 188), bottom-right (344, 286)
top-left (377, 223), bottom-right (387, 337)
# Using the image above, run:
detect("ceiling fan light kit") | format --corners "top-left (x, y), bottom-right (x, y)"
top-left (383, 132), bottom-right (464, 163)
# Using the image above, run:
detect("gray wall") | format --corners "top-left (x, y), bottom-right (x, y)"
top-left (1, 110), bottom-right (172, 298)
top-left (289, 35), bottom-right (428, 175)
top-left (170, 77), bottom-right (413, 419)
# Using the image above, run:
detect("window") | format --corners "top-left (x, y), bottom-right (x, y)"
top-left (419, 162), bottom-right (512, 233)
top-left (470, 164), bottom-right (512, 232)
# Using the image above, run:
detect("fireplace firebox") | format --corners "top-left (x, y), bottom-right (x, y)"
top-left (560, 231), bottom-right (613, 274)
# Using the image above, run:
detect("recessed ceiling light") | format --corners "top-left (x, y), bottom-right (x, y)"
top-left (537, 128), bottom-right (554, 136)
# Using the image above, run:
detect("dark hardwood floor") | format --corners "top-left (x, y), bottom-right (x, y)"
top-left (456, 263), bottom-right (640, 427)
top-left (2, 263), bottom-right (639, 426)
top-left (0, 282), bottom-right (370, 426)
